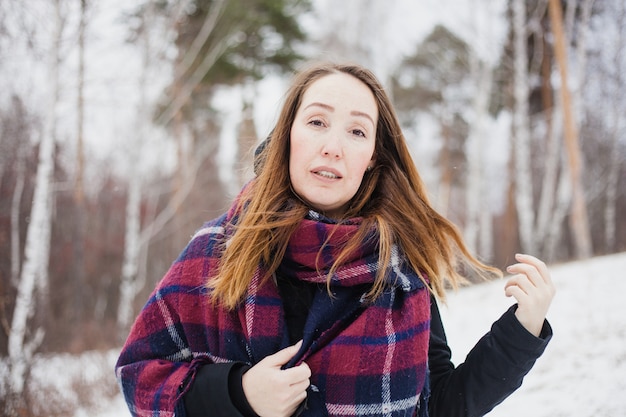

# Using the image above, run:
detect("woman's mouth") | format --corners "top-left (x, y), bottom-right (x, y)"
top-left (314, 170), bottom-right (340, 179)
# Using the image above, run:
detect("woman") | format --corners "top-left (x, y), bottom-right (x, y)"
top-left (116, 62), bottom-right (555, 417)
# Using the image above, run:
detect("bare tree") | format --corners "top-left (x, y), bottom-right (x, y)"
top-left (116, 3), bottom-right (220, 337)
top-left (236, 84), bottom-right (259, 188)
top-left (116, 3), bottom-right (161, 338)
top-left (391, 25), bottom-right (472, 222)
top-left (464, 57), bottom-right (494, 261)
top-left (154, 0), bottom-right (228, 127)
top-left (463, 0), bottom-right (503, 262)
top-left (548, 0), bottom-right (593, 258)
top-left (5, 1), bottom-right (62, 412)
top-left (10, 151), bottom-right (25, 287)
top-left (118, 166), bottom-right (142, 340)
top-left (512, 0), bottom-right (537, 255)
top-left (7, 97), bottom-right (29, 288)
top-left (117, 0), bottom-right (310, 337)
top-left (75, 0), bottom-right (87, 205)
top-left (71, 0), bottom-right (88, 326)
top-left (538, 0), bottom-right (596, 261)
top-left (603, 0), bottom-right (625, 252)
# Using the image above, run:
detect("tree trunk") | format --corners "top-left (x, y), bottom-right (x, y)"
top-left (603, 1), bottom-right (624, 252)
top-left (116, 4), bottom-right (224, 337)
top-left (512, 0), bottom-right (536, 254)
top-left (118, 173), bottom-right (142, 340)
top-left (604, 111), bottom-right (621, 253)
top-left (436, 119), bottom-right (452, 218)
top-left (155, 33), bottom-right (234, 125)
top-left (236, 83), bottom-right (259, 188)
top-left (10, 144), bottom-right (25, 287)
top-left (572, 0), bottom-right (594, 120)
top-left (545, 153), bottom-right (572, 262)
top-left (75, 0), bottom-right (86, 205)
top-left (117, 3), bottom-right (152, 339)
top-left (541, 0), bottom-right (595, 260)
top-left (465, 57), bottom-right (493, 261)
top-left (499, 148), bottom-right (520, 264)
top-left (6, 1), bottom-right (61, 410)
top-left (72, 0), bottom-right (87, 325)
top-left (535, 25), bottom-right (557, 246)
top-left (548, 0), bottom-right (593, 259)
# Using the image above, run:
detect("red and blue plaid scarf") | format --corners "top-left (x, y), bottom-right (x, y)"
top-left (116, 198), bottom-right (431, 417)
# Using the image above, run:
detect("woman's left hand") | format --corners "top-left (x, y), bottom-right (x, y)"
top-left (504, 253), bottom-right (556, 337)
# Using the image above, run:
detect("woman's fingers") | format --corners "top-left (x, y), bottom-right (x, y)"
top-left (263, 340), bottom-right (303, 367)
top-left (504, 254), bottom-right (556, 337)
top-left (242, 341), bottom-right (310, 417)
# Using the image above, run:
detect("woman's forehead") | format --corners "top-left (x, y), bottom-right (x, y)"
top-left (298, 73), bottom-right (378, 121)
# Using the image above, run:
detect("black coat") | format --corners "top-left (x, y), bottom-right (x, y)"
top-left (185, 280), bottom-right (552, 417)
top-left (428, 298), bottom-right (551, 416)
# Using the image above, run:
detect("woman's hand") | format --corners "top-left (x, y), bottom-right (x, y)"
top-left (505, 253), bottom-right (556, 337)
top-left (242, 341), bottom-right (311, 417)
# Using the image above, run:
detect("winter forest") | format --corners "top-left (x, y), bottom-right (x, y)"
top-left (0, 0), bottom-right (625, 415)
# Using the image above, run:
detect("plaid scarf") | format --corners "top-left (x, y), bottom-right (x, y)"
top-left (116, 198), bottom-right (431, 417)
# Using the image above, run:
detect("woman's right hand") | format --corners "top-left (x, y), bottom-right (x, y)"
top-left (505, 253), bottom-right (556, 337)
top-left (242, 341), bottom-right (311, 417)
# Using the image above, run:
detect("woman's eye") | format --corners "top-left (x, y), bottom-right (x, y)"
top-left (309, 119), bottom-right (324, 127)
top-left (351, 129), bottom-right (366, 138)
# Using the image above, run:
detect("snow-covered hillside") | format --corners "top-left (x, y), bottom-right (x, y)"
top-left (442, 252), bottom-right (626, 416)
top-left (52, 253), bottom-right (626, 416)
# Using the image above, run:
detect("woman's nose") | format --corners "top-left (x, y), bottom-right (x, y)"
top-left (320, 133), bottom-right (342, 158)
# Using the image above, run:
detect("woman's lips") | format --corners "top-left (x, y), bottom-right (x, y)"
top-left (313, 169), bottom-right (341, 179)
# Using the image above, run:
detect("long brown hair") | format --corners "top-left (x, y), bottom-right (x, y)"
top-left (209, 62), bottom-right (500, 310)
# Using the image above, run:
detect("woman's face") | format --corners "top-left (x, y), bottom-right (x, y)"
top-left (289, 72), bottom-right (378, 218)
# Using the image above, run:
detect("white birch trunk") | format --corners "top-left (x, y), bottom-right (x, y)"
top-left (36, 186), bottom-right (52, 309)
top-left (118, 172), bottom-right (142, 338)
top-left (117, 5), bottom-right (152, 337)
top-left (479, 185), bottom-right (493, 261)
top-left (573, 0), bottom-right (594, 121)
top-left (535, 100), bottom-right (563, 245)
top-left (604, 123), bottom-right (620, 253)
top-left (465, 57), bottom-right (493, 261)
top-left (604, 1), bottom-right (624, 252)
top-left (116, 4), bottom-right (217, 336)
top-left (75, 0), bottom-right (86, 204)
top-left (236, 83), bottom-right (258, 188)
top-left (604, 116), bottom-right (621, 252)
top-left (512, 0), bottom-right (536, 254)
top-left (10, 146), bottom-right (25, 287)
top-left (6, 0), bottom-right (61, 402)
top-left (545, 155), bottom-right (572, 261)
top-left (541, 98), bottom-right (575, 262)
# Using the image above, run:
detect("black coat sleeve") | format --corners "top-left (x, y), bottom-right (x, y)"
top-left (183, 362), bottom-right (258, 417)
top-left (428, 297), bottom-right (552, 417)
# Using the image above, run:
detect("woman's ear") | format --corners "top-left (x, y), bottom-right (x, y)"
top-left (366, 157), bottom-right (376, 172)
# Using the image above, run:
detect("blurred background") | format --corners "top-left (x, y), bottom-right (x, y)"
top-left (1, 0), bottom-right (624, 415)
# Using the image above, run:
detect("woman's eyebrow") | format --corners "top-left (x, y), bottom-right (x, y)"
top-left (303, 102), bottom-right (333, 112)
top-left (303, 102), bottom-right (375, 126)
top-left (351, 110), bottom-right (375, 126)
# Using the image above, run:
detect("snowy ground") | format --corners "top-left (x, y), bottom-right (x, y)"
top-left (16, 253), bottom-right (625, 416)
top-left (441, 252), bottom-right (626, 417)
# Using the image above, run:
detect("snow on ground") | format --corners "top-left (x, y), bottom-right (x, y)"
top-left (63, 253), bottom-right (626, 416)
top-left (441, 252), bottom-right (626, 416)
